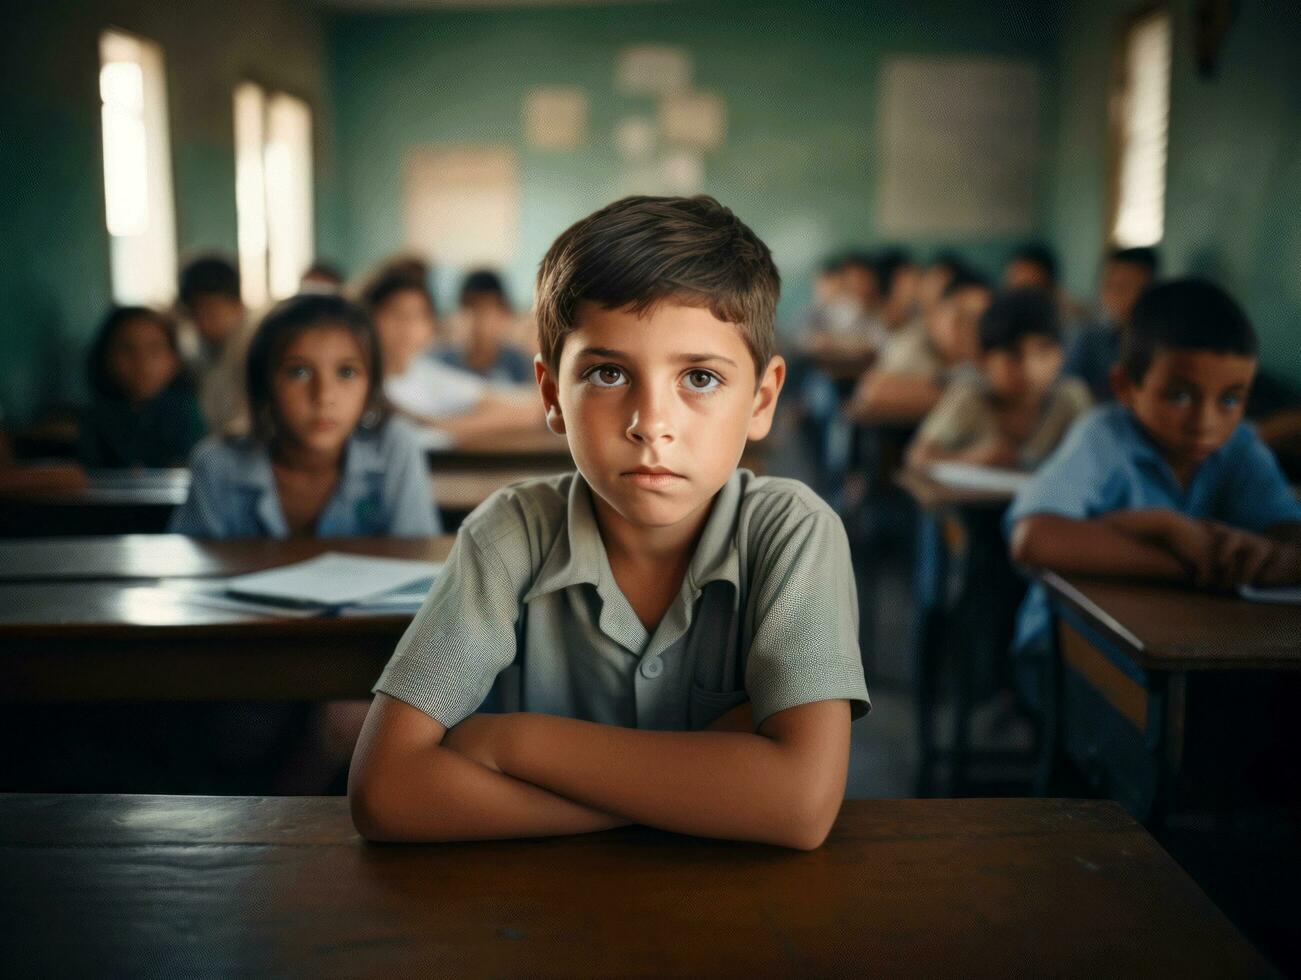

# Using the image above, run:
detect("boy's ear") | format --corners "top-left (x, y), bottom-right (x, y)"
top-left (1109, 363), bottom-right (1134, 405)
top-left (747, 355), bottom-right (786, 441)
top-left (534, 354), bottom-right (566, 435)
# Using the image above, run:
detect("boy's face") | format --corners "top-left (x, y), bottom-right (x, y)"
top-left (536, 301), bottom-right (784, 536)
top-left (840, 263), bottom-right (879, 312)
top-left (1099, 260), bottom-right (1152, 326)
top-left (981, 335), bottom-right (1062, 404)
top-left (189, 294), bottom-right (246, 345)
top-left (1004, 260), bottom-right (1053, 294)
top-left (927, 285), bottom-right (989, 364)
top-left (272, 326), bottom-right (370, 458)
top-left (374, 289), bottom-right (436, 374)
top-left (1116, 349), bottom-right (1255, 468)
top-left (108, 317), bottom-right (180, 405)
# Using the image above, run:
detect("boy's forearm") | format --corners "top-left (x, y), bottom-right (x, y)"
top-left (496, 713), bottom-right (842, 850)
top-left (1011, 513), bottom-right (1189, 581)
top-left (351, 741), bottom-right (627, 843)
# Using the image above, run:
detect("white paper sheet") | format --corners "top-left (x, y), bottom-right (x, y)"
top-left (225, 553), bottom-right (442, 608)
top-left (1238, 585), bottom-right (1301, 605)
top-left (927, 461), bottom-right (1031, 495)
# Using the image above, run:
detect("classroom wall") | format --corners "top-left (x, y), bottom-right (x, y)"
top-left (0, 0), bottom-right (342, 425)
top-left (1048, 0), bottom-right (1301, 382)
top-left (326, 0), bottom-right (1063, 335)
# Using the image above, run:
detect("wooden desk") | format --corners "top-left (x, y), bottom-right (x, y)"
top-left (429, 426), bottom-right (574, 469)
top-left (1043, 573), bottom-right (1301, 821)
top-left (0, 795), bottom-right (1268, 978)
top-left (897, 471), bottom-right (1024, 797)
top-left (0, 537), bottom-right (454, 701)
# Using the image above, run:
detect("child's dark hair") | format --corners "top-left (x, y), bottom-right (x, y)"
top-left (978, 289), bottom-right (1061, 353)
top-left (1121, 278), bottom-right (1257, 382)
top-left (1007, 242), bottom-right (1059, 283)
top-left (1106, 245), bottom-right (1160, 275)
top-left (245, 293), bottom-right (387, 442)
top-left (87, 306), bottom-right (183, 400)
top-left (874, 248), bottom-right (915, 296)
top-left (535, 195), bottom-right (780, 377)
top-left (459, 269), bottom-right (511, 310)
top-left (303, 261), bottom-right (345, 285)
top-left (928, 250), bottom-right (968, 279)
top-left (941, 269), bottom-right (990, 299)
top-left (179, 254), bottom-right (241, 309)
top-left (361, 263), bottom-right (438, 318)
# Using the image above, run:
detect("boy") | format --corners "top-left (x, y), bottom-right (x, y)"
top-left (350, 196), bottom-right (870, 849)
top-left (437, 269), bottom-right (534, 385)
top-left (1063, 246), bottom-right (1159, 402)
top-left (906, 289), bottom-right (1092, 470)
top-left (848, 271), bottom-right (991, 423)
top-left (177, 254), bottom-right (251, 436)
top-left (1008, 278), bottom-right (1301, 656)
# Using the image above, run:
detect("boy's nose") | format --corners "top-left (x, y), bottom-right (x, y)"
top-left (625, 388), bottom-right (674, 445)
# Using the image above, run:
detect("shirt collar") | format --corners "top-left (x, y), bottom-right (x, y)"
top-left (1117, 406), bottom-right (1242, 486)
top-left (523, 469), bottom-right (745, 602)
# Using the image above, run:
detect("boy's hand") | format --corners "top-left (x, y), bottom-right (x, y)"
top-left (1156, 513), bottom-right (1219, 588)
top-left (441, 714), bottom-right (512, 773)
top-left (1201, 521), bottom-right (1295, 589)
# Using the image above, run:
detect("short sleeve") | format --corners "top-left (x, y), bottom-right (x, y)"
top-left (1019, 378), bottom-right (1093, 468)
top-left (372, 523), bottom-right (520, 727)
top-left (917, 380), bottom-right (985, 451)
top-left (1216, 427), bottom-right (1301, 531)
top-left (379, 418), bottom-right (441, 536)
top-left (744, 510), bottom-right (870, 728)
top-left (1005, 409), bottom-right (1120, 532)
top-left (877, 329), bottom-right (938, 377)
top-left (168, 439), bottom-right (230, 537)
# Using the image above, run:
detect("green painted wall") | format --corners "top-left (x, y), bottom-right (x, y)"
top-left (0, 0), bottom-right (341, 425)
top-left (1048, 0), bottom-right (1301, 381)
top-left (326, 0), bottom-right (1062, 333)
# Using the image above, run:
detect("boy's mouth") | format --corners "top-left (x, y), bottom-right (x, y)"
top-left (621, 465), bottom-right (686, 488)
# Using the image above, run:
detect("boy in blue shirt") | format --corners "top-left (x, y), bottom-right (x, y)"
top-left (1008, 278), bottom-right (1301, 655)
top-left (350, 196), bottom-right (869, 850)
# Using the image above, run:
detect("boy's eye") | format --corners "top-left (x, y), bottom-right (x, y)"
top-left (585, 365), bottom-right (627, 388)
top-left (1219, 393), bottom-right (1241, 409)
top-left (1163, 389), bottom-right (1193, 406)
top-left (286, 365), bottom-right (311, 380)
top-left (683, 369), bottom-right (721, 392)
top-left (339, 365), bottom-right (360, 379)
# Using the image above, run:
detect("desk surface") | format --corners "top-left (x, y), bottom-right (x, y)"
top-left (1044, 571), bottom-right (1301, 671)
top-left (0, 795), bottom-right (1266, 977)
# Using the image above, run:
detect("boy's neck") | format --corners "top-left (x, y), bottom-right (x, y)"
top-left (591, 492), bottom-right (714, 571)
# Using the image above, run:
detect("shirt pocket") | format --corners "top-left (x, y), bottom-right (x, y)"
top-left (688, 683), bottom-right (749, 730)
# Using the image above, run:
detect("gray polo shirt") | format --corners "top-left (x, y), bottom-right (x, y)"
top-left (374, 469), bottom-right (870, 731)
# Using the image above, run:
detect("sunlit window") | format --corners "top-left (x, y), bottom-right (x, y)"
top-left (234, 82), bottom-right (314, 309)
top-left (99, 30), bottom-right (177, 306)
top-left (1110, 8), bottom-right (1171, 248)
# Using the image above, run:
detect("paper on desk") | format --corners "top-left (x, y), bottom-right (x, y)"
top-left (225, 553), bottom-right (442, 608)
top-left (927, 461), bottom-right (1031, 495)
top-left (1238, 584), bottom-right (1301, 604)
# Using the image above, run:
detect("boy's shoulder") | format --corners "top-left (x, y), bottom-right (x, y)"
top-left (189, 432), bottom-right (264, 478)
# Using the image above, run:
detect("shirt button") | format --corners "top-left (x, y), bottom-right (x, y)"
top-left (640, 658), bottom-right (663, 679)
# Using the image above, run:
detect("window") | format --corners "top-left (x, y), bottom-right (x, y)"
top-left (99, 30), bottom-right (177, 306)
top-left (1108, 8), bottom-right (1171, 248)
top-left (234, 82), bottom-right (314, 309)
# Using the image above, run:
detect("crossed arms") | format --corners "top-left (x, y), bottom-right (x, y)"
top-left (348, 695), bottom-right (851, 851)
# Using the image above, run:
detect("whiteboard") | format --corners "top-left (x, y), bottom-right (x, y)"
top-left (404, 144), bottom-right (519, 265)
top-left (876, 58), bottom-right (1041, 237)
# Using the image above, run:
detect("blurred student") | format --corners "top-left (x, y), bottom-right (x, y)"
top-left (794, 255), bottom-right (847, 338)
top-left (915, 252), bottom-right (966, 323)
top-left (362, 265), bottom-right (541, 442)
top-left (78, 306), bottom-right (204, 469)
top-left (436, 270), bottom-right (534, 385)
top-left (849, 272), bottom-right (992, 423)
top-left (177, 254), bottom-right (252, 436)
top-left (170, 293), bottom-right (438, 538)
top-left (1008, 279), bottom-right (1301, 660)
top-left (799, 251), bottom-right (889, 355)
top-left (1063, 247), bottom-right (1159, 402)
top-left (875, 249), bottom-right (922, 335)
top-left (907, 289), bottom-right (1092, 470)
top-left (300, 261), bottom-right (346, 294)
top-left (1002, 243), bottom-right (1059, 294)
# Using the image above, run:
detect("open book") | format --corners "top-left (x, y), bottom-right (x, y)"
top-left (224, 552), bottom-right (442, 610)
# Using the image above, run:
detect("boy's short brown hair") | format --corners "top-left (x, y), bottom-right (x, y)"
top-left (534, 195), bottom-right (780, 379)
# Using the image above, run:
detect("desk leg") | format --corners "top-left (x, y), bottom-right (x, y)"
top-left (912, 512), bottom-right (947, 798)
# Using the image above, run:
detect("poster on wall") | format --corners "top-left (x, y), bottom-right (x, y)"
top-left (616, 45), bottom-right (691, 95)
top-left (404, 144), bottom-right (519, 265)
top-left (524, 87), bottom-right (589, 150)
top-left (659, 91), bottom-right (726, 152)
top-left (876, 57), bottom-right (1040, 236)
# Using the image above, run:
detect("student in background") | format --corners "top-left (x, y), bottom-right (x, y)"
top-left (177, 254), bottom-right (252, 436)
top-left (875, 249), bottom-right (922, 335)
top-left (350, 195), bottom-right (869, 848)
top-left (849, 272), bottom-right (992, 423)
top-left (1008, 278), bottom-right (1301, 662)
top-left (793, 255), bottom-right (847, 338)
top-left (915, 252), bottom-right (966, 324)
top-left (170, 293), bottom-right (438, 538)
top-left (300, 261), bottom-right (346, 294)
top-left (907, 289), bottom-right (1092, 470)
top-left (361, 265), bottom-right (542, 441)
top-left (799, 251), bottom-right (889, 355)
top-left (436, 270), bottom-right (534, 385)
top-left (1002, 243), bottom-right (1059, 294)
top-left (1063, 246), bottom-right (1159, 402)
top-left (78, 306), bottom-right (204, 469)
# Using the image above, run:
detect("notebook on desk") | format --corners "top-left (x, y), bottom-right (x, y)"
top-left (1238, 584), bottom-right (1301, 604)
top-left (224, 553), bottom-right (442, 610)
top-left (926, 461), bottom-right (1031, 495)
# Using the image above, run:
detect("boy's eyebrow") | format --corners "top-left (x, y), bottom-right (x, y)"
top-left (574, 346), bottom-right (739, 368)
